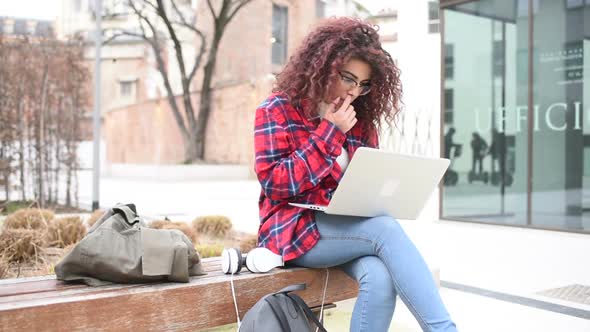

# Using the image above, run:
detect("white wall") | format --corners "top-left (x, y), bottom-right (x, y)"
top-left (377, 1), bottom-right (442, 222)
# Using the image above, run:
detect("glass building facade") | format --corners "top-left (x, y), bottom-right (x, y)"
top-left (440, 0), bottom-right (590, 233)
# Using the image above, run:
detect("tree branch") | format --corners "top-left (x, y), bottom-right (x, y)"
top-left (129, 0), bottom-right (161, 43)
top-left (211, 0), bottom-right (236, 32)
top-left (206, 0), bottom-right (217, 20)
top-left (188, 31), bottom-right (206, 84)
top-left (155, 0), bottom-right (188, 81)
top-left (102, 30), bottom-right (151, 46)
top-left (227, 0), bottom-right (252, 24)
top-left (168, 2), bottom-right (207, 84)
top-left (126, 0), bottom-right (191, 140)
top-left (141, 0), bottom-right (160, 13)
top-left (154, 0), bottom-right (197, 130)
top-left (170, 0), bottom-right (195, 29)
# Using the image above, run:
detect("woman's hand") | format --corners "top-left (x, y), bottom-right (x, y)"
top-left (323, 95), bottom-right (357, 134)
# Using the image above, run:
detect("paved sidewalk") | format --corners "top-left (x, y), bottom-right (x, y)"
top-left (385, 219), bottom-right (590, 331)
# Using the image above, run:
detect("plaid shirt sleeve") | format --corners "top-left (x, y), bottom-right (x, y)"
top-left (254, 98), bottom-right (346, 201)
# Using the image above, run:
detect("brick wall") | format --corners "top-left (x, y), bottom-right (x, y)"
top-left (104, 77), bottom-right (272, 165)
top-left (104, 97), bottom-right (186, 164)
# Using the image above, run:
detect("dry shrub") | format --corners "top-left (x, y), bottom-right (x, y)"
top-left (192, 215), bottom-right (232, 238)
top-left (0, 229), bottom-right (45, 263)
top-left (0, 241), bottom-right (76, 279)
top-left (4, 209), bottom-right (54, 230)
top-left (149, 220), bottom-right (198, 243)
top-left (0, 259), bottom-right (7, 278)
top-left (45, 262), bottom-right (56, 275)
top-left (47, 216), bottom-right (86, 248)
top-left (239, 234), bottom-right (259, 253)
top-left (149, 220), bottom-right (168, 229)
top-left (195, 243), bottom-right (224, 258)
top-left (86, 209), bottom-right (105, 228)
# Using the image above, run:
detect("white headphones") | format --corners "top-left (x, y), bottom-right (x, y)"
top-left (221, 247), bottom-right (284, 274)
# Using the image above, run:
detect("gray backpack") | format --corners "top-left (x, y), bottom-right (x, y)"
top-left (239, 284), bottom-right (328, 332)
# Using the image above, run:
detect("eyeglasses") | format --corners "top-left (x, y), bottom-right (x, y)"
top-left (338, 71), bottom-right (371, 96)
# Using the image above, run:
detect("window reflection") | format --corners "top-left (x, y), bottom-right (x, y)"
top-left (441, 0), bottom-right (590, 232)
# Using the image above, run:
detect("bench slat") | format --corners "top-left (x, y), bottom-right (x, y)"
top-left (0, 280), bottom-right (86, 298)
top-left (0, 258), bottom-right (222, 298)
top-left (0, 271), bottom-right (233, 305)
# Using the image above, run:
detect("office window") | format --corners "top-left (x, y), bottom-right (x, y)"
top-left (441, 0), bottom-right (590, 234)
top-left (13, 20), bottom-right (26, 35)
top-left (517, 0), bottom-right (539, 17)
top-left (493, 40), bottom-right (505, 77)
top-left (428, 1), bottom-right (440, 34)
top-left (445, 43), bottom-right (454, 79)
top-left (272, 4), bottom-right (288, 65)
top-left (444, 88), bottom-right (453, 124)
top-left (3, 20), bottom-right (14, 35)
top-left (566, 0), bottom-right (583, 8)
top-left (120, 81), bottom-right (134, 97)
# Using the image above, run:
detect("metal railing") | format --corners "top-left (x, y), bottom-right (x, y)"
top-left (380, 107), bottom-right (439, 157)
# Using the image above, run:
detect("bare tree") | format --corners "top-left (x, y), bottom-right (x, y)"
top-left (8, 39), bottom-right (32, 201)
top-left (106, 0), bottom-right (253, 162)
top-left (61, 40), bottom-right (88, 206)
top-left (0, 35), bottom-right (88, 208)
top-left (0, 36), bottom-right (16, 200)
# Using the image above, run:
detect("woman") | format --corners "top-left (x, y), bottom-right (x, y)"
top-left (253, 17), bottom-right (457, 332)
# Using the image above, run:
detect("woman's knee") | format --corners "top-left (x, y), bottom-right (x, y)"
top-left (345, 256), bottom-right (396, 300)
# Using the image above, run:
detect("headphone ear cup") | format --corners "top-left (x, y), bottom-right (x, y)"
top-left (221, 248), bottom-right (242, 274)
top-left (247, 247), bottom-right (284, 273)
top-left (221, 248), bottom-right (231, 274)
top-left (245, 252), bottom-right (260, 273)
top-left (235, 248), bottom-right (244, 274)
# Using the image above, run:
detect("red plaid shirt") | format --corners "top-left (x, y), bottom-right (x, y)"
top-left (254, 92), bottom-right (379, 261)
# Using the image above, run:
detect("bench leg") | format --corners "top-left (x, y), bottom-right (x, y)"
top-left (309, 303), bottom-right (336, 325)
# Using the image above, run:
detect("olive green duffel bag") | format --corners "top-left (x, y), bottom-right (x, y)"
top-left (55, 203), bottom-right (205, 286)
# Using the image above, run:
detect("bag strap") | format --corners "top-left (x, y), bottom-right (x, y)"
top-left (265, 295), bottom-right (292, 332)
top-left (276, 283), bottom-right (306, 294)
top-left (113, 204), bottom-right (140, 226)
top-left (286, 293), bottom-right (328, 332)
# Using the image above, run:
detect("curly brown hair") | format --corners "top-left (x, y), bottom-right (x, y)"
top-left (273, 17), bottom-right (402, 133)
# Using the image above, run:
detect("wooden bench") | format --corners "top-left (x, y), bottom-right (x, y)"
top-left (0, 257), bottom-right (358, 331)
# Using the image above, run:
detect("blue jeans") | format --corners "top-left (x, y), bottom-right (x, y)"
top-left (291, 212), bottom-right (457, 332)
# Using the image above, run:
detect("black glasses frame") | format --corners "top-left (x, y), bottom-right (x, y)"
top-left (338, 71), bottom-right (371, 96)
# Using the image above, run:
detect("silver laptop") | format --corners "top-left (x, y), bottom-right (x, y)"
top-left (289, 147), bottom-right (450, 219)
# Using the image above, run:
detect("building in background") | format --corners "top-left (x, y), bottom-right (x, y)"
top-left (368, 6), bottom-right (398, 52)
top-left (321, 0), bottom-right (371, 17)
top-left (0, 16), bottom-right (54, 38)
top-left (58, 0), bottom-right (160, 109)
top-left (56, 0), bottom-right (362, 165)
top-left (439, 0), bottom-right (590, 234)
